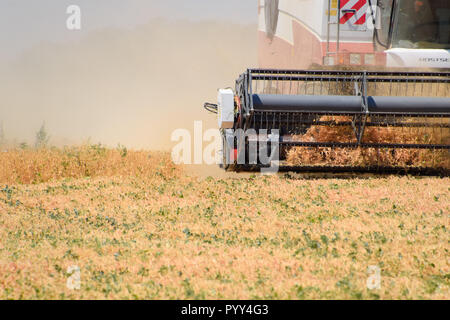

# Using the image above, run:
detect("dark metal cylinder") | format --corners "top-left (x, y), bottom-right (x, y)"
top-left (368, 96), bottom-right (450, 113)
top-left (252, 94), bottom-right (450, 114)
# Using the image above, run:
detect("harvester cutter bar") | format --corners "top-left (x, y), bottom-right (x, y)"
top-left (280, 141), bottom-right (449, 150)
top-left (234, 165), bottom-right (449, 177)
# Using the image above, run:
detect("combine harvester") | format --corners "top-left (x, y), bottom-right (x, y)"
top-left (205, 0), bottom-right (450, 175)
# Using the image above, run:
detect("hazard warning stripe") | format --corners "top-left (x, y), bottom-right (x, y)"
top-left (340, 13), bottom-right (354, 24)
top-left (352, 0), bottom-right (367, 11)
top-left (339, 0), bottom-right (367, 25)
top-left (355, 14), bottom-right (366, 25)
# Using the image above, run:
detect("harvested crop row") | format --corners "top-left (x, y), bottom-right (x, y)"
top-left (287, 116), bottom-right (450, 168)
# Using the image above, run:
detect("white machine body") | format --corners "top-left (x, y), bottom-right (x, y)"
top-left (386, 48), bottom-right (450, 69)
top-left (218, 89), bottom-right (235, 129)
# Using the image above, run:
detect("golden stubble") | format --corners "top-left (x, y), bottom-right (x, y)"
top-left (0, 148), bottom-right (448, 299)
top-left (287, 116), bottom-right (450, 168)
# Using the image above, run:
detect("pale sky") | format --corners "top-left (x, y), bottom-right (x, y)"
top-left (0, 0), bottom-right (257, 61)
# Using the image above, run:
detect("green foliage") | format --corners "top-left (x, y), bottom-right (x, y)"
top-left (117, 144), bottom-right (128, 158)
top-left (35, 122), bottom-right (50, 149)
top-left (19, 142), bottom-right (29, 150)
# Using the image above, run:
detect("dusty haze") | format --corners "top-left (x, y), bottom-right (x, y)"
top-left (0, 19), bottom-right (257, 150)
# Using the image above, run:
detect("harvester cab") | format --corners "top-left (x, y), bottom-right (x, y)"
top-left (204, 0), bottom-right (450, 175)
top-left (378, 0), bottom-right (450, 68)
top-left (257, 0), bottom-right (449, 69)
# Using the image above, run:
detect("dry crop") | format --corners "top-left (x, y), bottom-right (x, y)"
top-left (0, 147), bottom-right (448, 299)
top-left (287, 116), bottom-right (450, 168)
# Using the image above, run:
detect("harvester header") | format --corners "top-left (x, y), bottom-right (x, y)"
top-left (206, 69), bottom-right (450, 175)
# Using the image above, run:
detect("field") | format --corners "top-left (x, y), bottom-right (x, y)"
top-left (0, 146), bottom-right (448, 299)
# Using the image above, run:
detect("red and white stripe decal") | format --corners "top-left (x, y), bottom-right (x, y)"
top-left (340, 0), bottom-right (367, 25)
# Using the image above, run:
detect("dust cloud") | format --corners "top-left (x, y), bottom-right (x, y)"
top-left (0, 19), bottom-right (257, 150)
